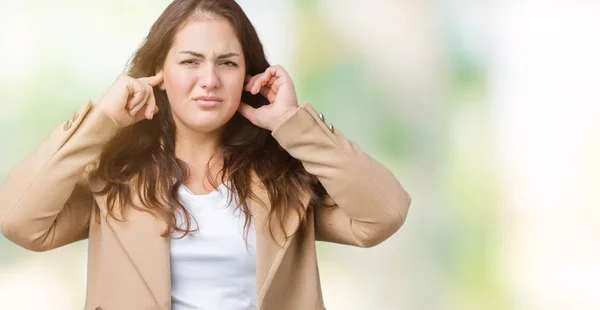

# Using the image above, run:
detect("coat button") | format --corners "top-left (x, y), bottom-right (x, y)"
top-left (71, 111), bottom-right (79, 122)
top-left (318, 113), bottom-right (325, 123)
top-left (63, 120), bottom-right (72, 131)
top-left (328, 123), bottom-right (334, 133)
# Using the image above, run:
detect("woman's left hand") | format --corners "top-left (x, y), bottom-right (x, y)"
top-left (238, 65), bottom-right (299, 131)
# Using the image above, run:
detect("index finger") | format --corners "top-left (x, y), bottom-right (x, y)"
top-left (139, 71), bottom-right (164, 87)
top-left (245, 73), bottom-right (264, 91)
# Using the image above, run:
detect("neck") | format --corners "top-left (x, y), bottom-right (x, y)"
top-left (174, 125), bottom-right (225, 187)
top-left (175, 131), bottom-right (222, 162)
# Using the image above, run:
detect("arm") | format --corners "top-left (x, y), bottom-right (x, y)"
top-left (0, 100), bottom-right (119, 252)
top-left (272, 102), bottom-right (411, 247)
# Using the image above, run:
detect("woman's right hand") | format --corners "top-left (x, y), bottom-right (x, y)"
top-left (96, 72), bottom-right (164, 128)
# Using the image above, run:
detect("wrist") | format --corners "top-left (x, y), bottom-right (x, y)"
top-left (274, 106), bottom-right (299, 131)
top-left (96, 102), bottom-right (122, 128)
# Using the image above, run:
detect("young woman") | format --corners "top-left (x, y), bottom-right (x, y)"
top-left (0, 0), bottom-right (411, 309)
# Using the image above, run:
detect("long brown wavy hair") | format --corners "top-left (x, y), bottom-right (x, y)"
top-left (91, 0), bottom-right (328, 245)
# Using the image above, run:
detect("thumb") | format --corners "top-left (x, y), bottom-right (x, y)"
top-left (126, 81), bottom-right (146, 109)
top-left (237, 101), bottom-right (259, 125)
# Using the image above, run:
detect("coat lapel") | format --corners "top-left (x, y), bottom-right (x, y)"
top-left (102, 191), bottom-right (171, 310)
top-left (250, 173), bottom-right (311, 308)
top-left (104, 173), bottom-right (310, 310)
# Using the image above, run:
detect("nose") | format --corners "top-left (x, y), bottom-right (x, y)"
top-left (198, 64), bottom-right (220, 90)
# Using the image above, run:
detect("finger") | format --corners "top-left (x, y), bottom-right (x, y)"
top-left (247, 71), bottom-right (274, 93)
top-left (244, 75), bottom-right (253, 85)
top-left (126, 84), bottom-right (146, 115)
top-left (145, 88), bottom-right (158, 119)
top-left (126, 81), bottom-right (146, 109)
top-left (247, 66), bottom-right (289, 85)
top-left (145, 90), bottom-right (158, 120)
top-left (261, 76), bottom-right (278, 92)
top-left (138, 71), bottom-right (164, 87)
top-left (249, 72), bottom-right (271, 94)
top-left (245, 73), bottom-right (263, 92)
top-left (251, 74), bottom-right (277, 100)
top-left (253, 65), bottom-right (290, 94)
top-left (259, 85), bottom-right (277, 103)
top-left (255, 75), bottom-right (277, 94)
top-left (129, 102), bottom-right (143, 116)
top-left (131, 109), bottom-right (146, 123)
top-left (140, 84), bottom-right (153, 111)
top-left (269, 74), bottom-right (292, 93)
top-left (130, 85), bottom-right (152, 116)
top-left (130, 84), bottom-right (151, 115)
top-left (237, 101), bottom-right (259, 125)
top-left (244, 74), bottom-right (257, 91)
top-left (253, 71), bottom-right (273, 94)
top-left (268, 65), bottom-right (290, 79)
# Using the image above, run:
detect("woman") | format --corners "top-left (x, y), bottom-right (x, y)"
top-left (0, 0), bottom-right (411, 309)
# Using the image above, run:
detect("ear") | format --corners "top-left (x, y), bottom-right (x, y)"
top-left (156, 69), bottom-right (166, 90)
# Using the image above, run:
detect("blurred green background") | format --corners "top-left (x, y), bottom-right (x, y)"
top-left (1, 1), bottom-right (599, 309)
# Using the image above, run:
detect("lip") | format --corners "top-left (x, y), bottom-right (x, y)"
top-left (192, 95), bottom-right (223, 109)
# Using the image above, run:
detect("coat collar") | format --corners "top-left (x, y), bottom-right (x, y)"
top-left (102, 172), bottom-right (310, 309)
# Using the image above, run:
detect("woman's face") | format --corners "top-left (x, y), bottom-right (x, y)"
top-left (159, 16), bottom-right (246, 134)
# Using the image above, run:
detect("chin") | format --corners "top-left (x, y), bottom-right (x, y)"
top-left (185, 120), bottom-right (226, 133)
top-left (185, 113), bottom-right (234, 133)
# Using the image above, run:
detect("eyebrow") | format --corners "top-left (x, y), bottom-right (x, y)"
top-left (179, 50), bottom-right (240, 59)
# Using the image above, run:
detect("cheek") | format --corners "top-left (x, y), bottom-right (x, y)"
top-left (224, 74), bottom-right (246, 100)
top-left (167, 70), bottom-right (195, 94)
top-left (164, 70), bottom-right (195, 111)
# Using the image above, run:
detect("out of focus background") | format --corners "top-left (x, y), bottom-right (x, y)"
top-left (1, 1), bottom-right (599, 309)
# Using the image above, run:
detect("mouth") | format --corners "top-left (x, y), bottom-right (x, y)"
top-left (192, 96), bottom-right (223, 109)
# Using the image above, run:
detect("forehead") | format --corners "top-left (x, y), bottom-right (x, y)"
top-left (171, 17), bottom-right (242, 54)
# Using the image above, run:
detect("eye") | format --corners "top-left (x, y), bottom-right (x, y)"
top-left (180, 59), bottom-right (198, 65)
top-left (220, 61), bottom-right (238, 67)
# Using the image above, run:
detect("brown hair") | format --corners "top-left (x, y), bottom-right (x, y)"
top-left (92, 0), bottom-right (327, 245)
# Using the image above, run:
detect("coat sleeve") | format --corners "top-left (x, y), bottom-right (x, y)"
top-left (272, 102), bottom-right (412, 248)
top-left (0, 100), bottom-right (119, 252)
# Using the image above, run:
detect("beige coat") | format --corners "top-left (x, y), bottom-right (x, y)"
top-left (0, 100), bottom-right (411, 310)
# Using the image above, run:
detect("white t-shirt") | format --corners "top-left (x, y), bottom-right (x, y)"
top-left (170, 182), bottom-right (257, 310)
